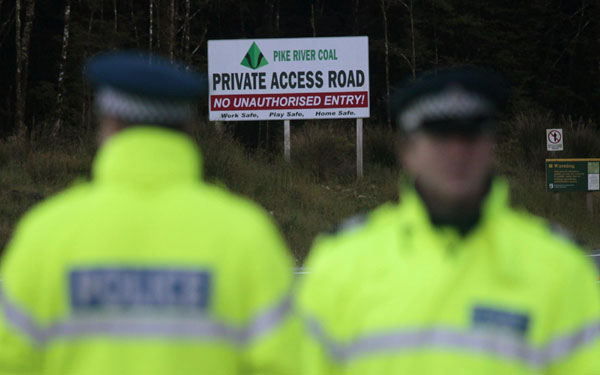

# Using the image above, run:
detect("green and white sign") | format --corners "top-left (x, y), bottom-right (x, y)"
top-left (546, 159), bottom-right (600, 192)
top-left (207, 37), bottom-right (370, 121)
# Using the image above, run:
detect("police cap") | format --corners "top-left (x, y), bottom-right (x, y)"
top-left (391, 68), bottom-right (509, 136)
top-left (84, 51), bottom-right (207, 126)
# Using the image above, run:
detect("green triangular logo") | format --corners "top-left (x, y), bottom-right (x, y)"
top-left (241, 42), bottom-right (268, 70)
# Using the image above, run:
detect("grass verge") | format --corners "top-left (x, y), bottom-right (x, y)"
top-left (1, 113), bottom-right (599, 263)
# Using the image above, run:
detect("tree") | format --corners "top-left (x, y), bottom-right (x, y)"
top-left (182, 0), bottom-right (190, 63)
top-left (0, 1), bottom-right (15, 50)
top-left (52, 0), bottom-right (71, 138)
top-left (352, 0), bottom-right (360, 35)
top-left (1, 0), bottom-right (599, 140)
top-left (399, 0), bottom-right (416, 78)
top-left (379, 0), bottom-right (391, 128)
top-left (149, 0), bottom-right (154, 53)
top-left (130, 0), bottom-right (140, 48)
top-left (168, 0), bottom-right (175, 61)
top-left (14, 0), bottom-right (35, 141)
top-left (112, 0), bottom-right (117, 32)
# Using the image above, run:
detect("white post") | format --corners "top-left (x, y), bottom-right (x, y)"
top-left (549, 152), bottom-right (559, 206)
top-left (356, 118), bottom-right (363, 178)
top-left (586, 192), bottom-right (594, 217)
top-left (284, 120), bottom-right (291, 162)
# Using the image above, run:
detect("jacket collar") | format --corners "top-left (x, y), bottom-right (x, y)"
top-left (92, 126), bottom-right (202, 189)
top-left (398, 179), bottom-right (520, 281)
top-left (399, 178), bottom-right (510, 237)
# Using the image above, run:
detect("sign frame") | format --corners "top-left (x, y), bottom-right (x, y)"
top-left (207, 36), bottom-right (370, 177)
top-left (546, 128), bottom-right (564, 151)
top-left (207, 36), bottom-right (370, 122)
top-left (546, 158), bottom-right (600, 192)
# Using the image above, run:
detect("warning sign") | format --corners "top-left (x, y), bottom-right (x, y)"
top-left (546, 128), bottom-right (563, 151)
top-left (208, 37), bottom-right (370, 121)
top-left (546, 159), bottom-right (600, 192)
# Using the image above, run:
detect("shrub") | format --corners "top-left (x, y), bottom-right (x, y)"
top-left (498, 111), bottom-right (552, 171)
top-left (562, 117), bottom-right (600, 158)
top-left (365, 125), bottom-right (398, 168)
top-left (291, 121), bottom-right (356, 183)
top-left (498, 110), bottom-right (600, 172)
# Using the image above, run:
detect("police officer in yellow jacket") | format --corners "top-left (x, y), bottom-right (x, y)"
top-left (0, 51), bottom-right (299, 375)
top-left (298, 68), bottom-right (600, 374)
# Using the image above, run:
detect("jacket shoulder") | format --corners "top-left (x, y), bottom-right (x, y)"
top-left (3, 182), bottom-right (93, 277)
top-left (505, 208), bottom-right (584, 251)
top-left (193, 183), bottom-right (278, 229)
top-left (12, 182), bottom-right (92, 235)
top-left (547, 221), bottom-right (585, 247)
top-left (500, 208), bottom-right (595, 277)
top-left (305, 203), bottom-right (399, 274)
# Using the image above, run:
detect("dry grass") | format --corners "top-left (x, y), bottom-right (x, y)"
top-left (1, 113), bottom-right (598, 263)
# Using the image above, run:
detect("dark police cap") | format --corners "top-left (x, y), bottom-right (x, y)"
top-left (391, 68), bottom-right (509, 136)
top-left (84, 51), bottom-right (207, 125)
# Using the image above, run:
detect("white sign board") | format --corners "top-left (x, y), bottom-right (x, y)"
top-left (208, 37), bottom-right (370, 121)
top-left (546, 128), bottom-right (563, 151)
top-left (588, 174), bottom-right (599, 191)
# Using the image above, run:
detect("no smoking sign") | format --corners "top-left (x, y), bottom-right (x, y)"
top-left (546, 128), bottom-right (563, 151)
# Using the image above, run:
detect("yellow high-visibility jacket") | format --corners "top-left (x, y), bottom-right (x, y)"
top-left (0, 127), bottom-right (300, 375)
top-left (299, 180), bottom-right (600, 375)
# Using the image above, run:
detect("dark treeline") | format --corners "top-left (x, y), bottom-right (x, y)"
top-left (1, 0), bottom-right (599, 141)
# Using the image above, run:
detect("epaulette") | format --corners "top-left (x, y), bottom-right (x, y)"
top-left (589, 251), bottom-right (600, 273)
top-left (549, 222), bottom-right (586, 248)
top-left (327, 213), bottom-right (368, 236)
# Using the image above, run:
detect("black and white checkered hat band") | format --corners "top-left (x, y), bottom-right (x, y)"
top-left (399, 86), bottom-right (493, 132)
top-left (95, 86), bottom-right (196, 125)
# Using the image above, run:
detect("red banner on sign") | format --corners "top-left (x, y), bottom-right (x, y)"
top-left (210, 91), bottom-right (368, 111)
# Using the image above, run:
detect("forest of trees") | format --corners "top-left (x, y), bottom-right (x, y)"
top-left (0, 0), bottom-right (599, 141)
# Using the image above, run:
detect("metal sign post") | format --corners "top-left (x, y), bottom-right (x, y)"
top-left (586, 193), bottom-right (595, 217)
top-left (356, 118), bottom-right (363, 178)
top-left (546, 158), bottom-right (600, 217)
top-left (284, 120), bottom-right (291, 162)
